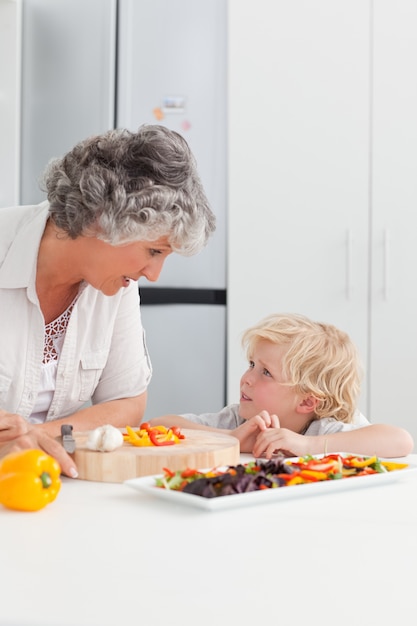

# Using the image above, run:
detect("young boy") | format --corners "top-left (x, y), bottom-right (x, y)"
top-left (150, 313), bottom-right (414, 458)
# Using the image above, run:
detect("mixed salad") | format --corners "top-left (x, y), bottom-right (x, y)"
top-left (155, 454), bottom-right (409, 498)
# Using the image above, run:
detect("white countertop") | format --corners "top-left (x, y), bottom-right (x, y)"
top-left (1, 453), bottom-right (417, 626)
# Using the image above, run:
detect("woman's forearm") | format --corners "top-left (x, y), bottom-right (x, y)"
top-left (36, 393), bottom-right (147, 437)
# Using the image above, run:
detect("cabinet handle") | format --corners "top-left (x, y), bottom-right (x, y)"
top-left (346, 229), bottom-right (352, 300)
top-left (383, 228), bottom-right (390, 300)
top-left (14, 1), bottom-right (23, 204)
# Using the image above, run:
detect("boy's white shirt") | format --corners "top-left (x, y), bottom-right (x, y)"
top-left (181, 404), bottom-right (371, 434)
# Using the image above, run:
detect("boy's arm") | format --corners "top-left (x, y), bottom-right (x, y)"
top-left (253, 423), bottom-right (414, 460)
top-left (306, 424), bottom-right (414, 458)
top-left (148, 411), bottom-right (277, 453)
top-left (150, 415), bottom-right (414, 459)
top-left (147, 414), bottom-right (229, 433)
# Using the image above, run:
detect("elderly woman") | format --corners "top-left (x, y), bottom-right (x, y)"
top-left (0, 124), bottom-right (215, 476)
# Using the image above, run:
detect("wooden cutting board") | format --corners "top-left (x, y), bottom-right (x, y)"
top-left (71, 428), bottom-right (240, 483)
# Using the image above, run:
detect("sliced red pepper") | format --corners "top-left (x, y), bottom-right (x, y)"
top-left (149, 430), bottom-right (176, 446)
top-left (303, 461), bottom-right (337, 473)
top-left (276, 472), bottom-right (301, 481)
top-left (181, 468), bottom-right (200, 478)
top-left (171, 426), bottom-right (185, 439)
top-left (354, 468), bottom-right (378, 476)
top-left (162, 467), bottom-right (176, 478)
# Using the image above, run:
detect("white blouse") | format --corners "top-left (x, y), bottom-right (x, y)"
top-left (29, 298), bottom-right (77, 424)
top-left (0, 202), bottom-right (152, 422)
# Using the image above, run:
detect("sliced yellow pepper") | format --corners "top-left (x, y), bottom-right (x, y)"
top-left (130, 437), bottom-right (153, 447)
top-left (125, 425), bottom-right (142, 442)
top-left (152, 425), bottom-right (168, 434)
top-left (380, 460), bottom-right (409, 471)
top-left (123, 424), bottom-right (185, 447)
top-left (287, 476), bottom-right (305, 486)
top-left (124, 426), bottom-right (152, 446)
top-left (299, 469), bottom-right (329, 481)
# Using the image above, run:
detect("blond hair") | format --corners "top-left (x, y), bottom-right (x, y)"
top-left (241, 313), bottom-right (363, 423)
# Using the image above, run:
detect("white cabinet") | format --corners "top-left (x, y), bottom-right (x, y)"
top-left (0, 0), bottom-right (21, 207)
top-left (370, 0), bottom-right (417, 434)
top-left (227, 0), bottom-right (417, 441)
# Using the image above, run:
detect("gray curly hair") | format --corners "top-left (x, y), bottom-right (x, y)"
top-left (41, 124), bottom-right (216, 255)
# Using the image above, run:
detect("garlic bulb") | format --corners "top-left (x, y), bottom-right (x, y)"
top-left (86, 424), bottom-right (124, 452)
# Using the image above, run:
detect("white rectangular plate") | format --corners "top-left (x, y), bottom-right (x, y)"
top-left (124, 456), bottom-right (417, 512)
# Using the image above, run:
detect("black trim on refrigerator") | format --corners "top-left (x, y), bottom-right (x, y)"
top-left (139, 287), bottom-right (227, 306)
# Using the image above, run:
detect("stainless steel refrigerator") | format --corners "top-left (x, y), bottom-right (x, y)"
top-left (12, 0), bottom-right (228, 418)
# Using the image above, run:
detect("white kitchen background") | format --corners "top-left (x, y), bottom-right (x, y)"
top-left (1, 0), bottom-right (416, 442)
top-left (228, 0), bottom-right (417, 444)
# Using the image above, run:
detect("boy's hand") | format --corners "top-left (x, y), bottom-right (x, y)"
top-left (252, 423), bottom-right (310, 459)
top-left (231, 411), bottom-right (279, 452)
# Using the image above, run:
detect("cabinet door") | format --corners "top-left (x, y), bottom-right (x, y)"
top-left (0, 0), bottom-right (21, 207)
top-left (228, 0), bottom-right (370, 406)
top-left (371, 0), bottom-right (417, 438)
top-left (20, 0), bottom-right (116, 204)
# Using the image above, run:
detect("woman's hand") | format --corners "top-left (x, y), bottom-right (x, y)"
top-left (0, 410), bottom-right (78, 478)
top-left (0, 410), bottom-right (30, 441)
top-left (231, 411), bottom-right (280, 452)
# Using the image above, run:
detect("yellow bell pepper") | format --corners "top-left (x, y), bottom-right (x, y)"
top-left (0, 449), bottom-right (61, 512)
